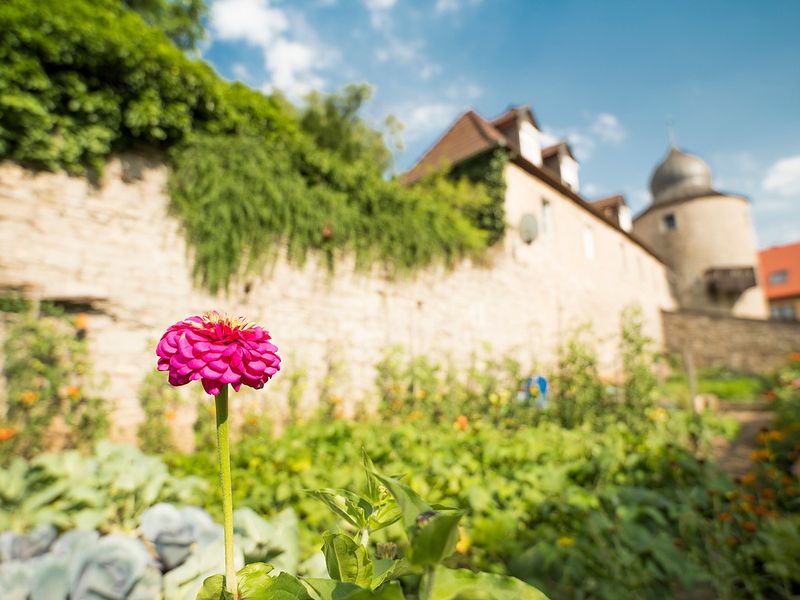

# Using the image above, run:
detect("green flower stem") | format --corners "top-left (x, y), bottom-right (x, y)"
top-left (215, 384), bottom-right (237, 596)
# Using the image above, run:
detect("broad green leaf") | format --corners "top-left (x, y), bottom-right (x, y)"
top-left (371, 559), bottom-right (416, 589)
top-left (245, 572), bottom-right (312, 600)
top-left (304, 578), bottom-right (405, 600)
top-left (370, 472), bottom-right (432, 529)
top-left (420, 567), bottom-right (549, 600)
top-left (237, 562), bottom-right (274, 598)
top-left (195, 574), bottom-right (233, 600)
top-left (309, 489), bottom-right (373, 530)
top-left (322, 532), bottom-right (373, 587)
top-left (407, 512), bottom-right (462, 566)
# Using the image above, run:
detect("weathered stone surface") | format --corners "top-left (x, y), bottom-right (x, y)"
top-left (663, 310), bottom-right (800, 372)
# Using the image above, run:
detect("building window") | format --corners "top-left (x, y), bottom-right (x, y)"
top-left (768, 270), bottom-right (788, 285)
top-left (541, 199), bottom-right (552, 234)
top-left (663, 213), bottom-right (677, 230)
top-left (771, 304), bottom-right (796, 321)
top-left (583, 226), bottom-right (595, 260)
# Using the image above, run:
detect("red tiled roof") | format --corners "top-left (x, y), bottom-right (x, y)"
top-left (401, 110), bottom-right (504, 183)
top-left (759, 241), bottom-right (800, 300)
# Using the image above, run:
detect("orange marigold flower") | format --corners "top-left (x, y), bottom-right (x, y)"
top-left (718, 512), bottom-right (732, 522)
top-left (740, 472), bottom-right (757, 486)
top-left (761, 488), bottom-right (776, 500)
top-left (66, 385), bottom-right (81, 399)
top-left (0, 427), bottom-right (18, 441)
top-left (20, 391), bottom-right (36, 405)
top-left (742, 521), bottom-right (757, 533)
top-left (454, 415), bottom-right (469, 432)
top-left (74, 313), bottom-right (89, 331)
top-left (790, 351), bottom-right (800, 362)
top-left (165, 409), bottom-right (178, 421)
top-left (755, 505), bottom-right (769, 517)
top-left (767, 511), bottom-right (780, 519)
top-left (750, 448), bottom-right (773, 462)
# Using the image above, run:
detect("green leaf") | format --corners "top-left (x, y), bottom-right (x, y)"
top-left (304, 578), bottom-right (405, 600)
top-left (196, 574), bottom-right (234, 600)
top-left (407, 512), bottom-right (462, 566)
top-left (250, 572), bottom-right (313, 600)
top-left (370, 472), bottom-right (432, 529)
top-left (322, 532), bottom-right (373, 587)
top-left (237, 563), bottom-right (274, 599)
top-left (420, 567), bottom-right (550, 600)
top-left (371, 559), bottom-right (416, 589)
top-left (361, 450), bottom-right (380, 503)
top-left (309, 489), bottom-right (373, 530)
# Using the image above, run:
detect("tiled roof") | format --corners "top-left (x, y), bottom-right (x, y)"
top-left (401, 110), bottom-right (504, 183)
top-left (759, 241), bottom-right (800, 300)
top-left (590, 194), bottom-right (626, 212)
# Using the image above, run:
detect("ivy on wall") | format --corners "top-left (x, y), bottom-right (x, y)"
top-left (0, 0), bottom-right (508, 293)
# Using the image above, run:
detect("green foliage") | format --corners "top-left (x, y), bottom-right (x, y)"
top-left (620, 305), bottom-right (658, 412)
top-left (547, 330), bottom-right (607, 428)
top-left (137, 369), bottom-right (182, 453)
top-left (450, 147), bottom-right (509, 245)
top-left (1, 312), bottom-right (107, 462)
top-left (123, 0), bottom-right (207, 50)
top-left (0, 440), bottom-right (203, 533)
top-left (169, 132), bottom-right (489, 292)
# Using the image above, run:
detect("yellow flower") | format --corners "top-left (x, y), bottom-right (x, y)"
top-left (165, 409), bottom-right (178, 421)
top-left (750, 448), bottom-right (774, 462)
top-left (20, 391), bottom-right (36, 405)
top-left (556, 537), bottom-right (575, 547)
top-left (456, 527), bottom-right (471, 554)
top-left (415, 389), bottom-right (427, 400)
top-left (66, 385), bottom-right (81, 399)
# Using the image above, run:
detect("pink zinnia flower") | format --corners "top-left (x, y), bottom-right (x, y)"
top-left (156, 311), bottom-right (280, 395)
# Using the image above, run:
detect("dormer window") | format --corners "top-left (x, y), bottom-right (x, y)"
top-left (518, 120), bottom-right (542, 166)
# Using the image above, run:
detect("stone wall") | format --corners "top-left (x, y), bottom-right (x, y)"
top-left (0, 156), bottom-right (676, 442)
top-left (662, 310), bottom-right (800, 373)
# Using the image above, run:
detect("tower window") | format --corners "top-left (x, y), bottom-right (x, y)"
top-left (768, 270), bottom-right (788, 285)
top-left (663, 213), bottom-right (677, 230)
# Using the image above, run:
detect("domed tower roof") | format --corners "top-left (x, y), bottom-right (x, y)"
top-left (649, 146), bottom-right (714, 204)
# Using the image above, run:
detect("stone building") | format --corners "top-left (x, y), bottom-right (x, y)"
top-left (632, 145), bottom-right (768, 319)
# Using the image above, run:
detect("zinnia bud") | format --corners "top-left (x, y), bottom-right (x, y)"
top-left (156, 311), bottom-right (281, 395)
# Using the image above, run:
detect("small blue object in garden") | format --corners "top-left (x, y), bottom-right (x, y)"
top-left (535, 376), bottom-right (549, 408)
top-left (518, 375), bottom-right (549, 408)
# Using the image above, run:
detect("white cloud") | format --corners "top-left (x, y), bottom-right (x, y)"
top-left (763, 155), bottom-right (800, 196)
top-left (209, 0), bottom-right (328, 99)
top-left (435, 0), bottom-right (482, 14)
top-left (590, 113), bottom-right (626, 143)
top-left (265, 39), bottom-right (325, 98)
top-left (231, 63), bottom-right (252, 81)
top-left (210, 0), bottom-right (288, 47)
top-left (540, 112), bottom-right (626, 160)
top-left (364, 0), bottom-right (397, 28)
top-left (396, 102), bottom-right (460, 142)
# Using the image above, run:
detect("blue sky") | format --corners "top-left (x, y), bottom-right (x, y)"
top-left (202, 0), bottom-right (800, 248)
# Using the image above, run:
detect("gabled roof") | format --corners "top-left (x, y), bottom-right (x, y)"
top-left (759, 241), bottom-right (800, 300)
top-left (401, 110), bottom-right (505, 184)
top-left (541, 142), bottom-right (577, 161)
top-left (590, 194), bottom-right (627, 212)
top-left (491, 105), bottom-right (540, 130)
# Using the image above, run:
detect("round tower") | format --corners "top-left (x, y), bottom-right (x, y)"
top-left (633, 145), bottom-right (768, 319)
